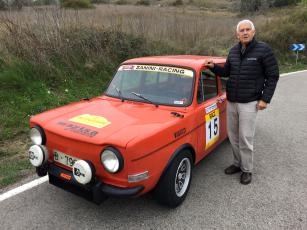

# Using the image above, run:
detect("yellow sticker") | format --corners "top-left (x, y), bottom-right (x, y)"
top-left (69, 114), bottom-right (111, 129)
top-left (205, 109), bottom-right (219, 150)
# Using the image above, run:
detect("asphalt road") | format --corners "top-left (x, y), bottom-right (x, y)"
top-left (1, 71), bottom-right (306, 230)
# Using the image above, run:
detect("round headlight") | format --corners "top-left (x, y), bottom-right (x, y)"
top-left (30, 126), bottom-right (46, 145)
top-left (100, 147), bottom-right (123, 173)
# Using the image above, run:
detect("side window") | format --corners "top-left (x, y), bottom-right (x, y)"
top-left (197, 69), bottom-right (218, 103)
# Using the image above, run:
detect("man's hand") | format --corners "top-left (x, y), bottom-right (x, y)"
top-left (203, 60), bottom-right (214, 68)
top-left (256, 100), bottom-right (267, 110)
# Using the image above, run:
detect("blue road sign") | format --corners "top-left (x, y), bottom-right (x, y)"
top-left (290, 44), bottom-right (305, 51)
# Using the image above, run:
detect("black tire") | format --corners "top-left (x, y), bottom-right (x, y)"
top-left (154, 150), bottom-right (192, 208)
top-left (36, 165), bottom-right (48, 177)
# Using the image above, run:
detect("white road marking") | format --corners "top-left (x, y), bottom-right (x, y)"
top-left (0, 69), bottom-right (306, 203)
top-left (281, 69), bottom-right (307, 76)
top-left (0, 176), bottom-right (48, 202)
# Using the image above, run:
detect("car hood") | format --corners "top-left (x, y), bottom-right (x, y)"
top-left (31, 97), bottom-right (183, 148)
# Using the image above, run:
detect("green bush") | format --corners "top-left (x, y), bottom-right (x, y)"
top-left (240, 0), bottom-right (261, 12)
top-left (60, 0), bottom-right (93, 8)
top-left (172, 0), bottom-right (183, 6)
top-left (240, 0), bottom-right (299, 12)
top-left (33, 0), bottom-right (58, 6)
top-left (115, 0), bottom-right (127, 5)
top-left (0, 0), bottom-right (7, 10)
top-left (135, 0), bottom-right (150, 6)
top-left (273, 0), bottom-right (298, 7)
top-left (91, 0), bottom-right (110, 3)
top-left (0, 0), bottom-right (24, 10)
top-left (258, 9), bottom-right (307, 62)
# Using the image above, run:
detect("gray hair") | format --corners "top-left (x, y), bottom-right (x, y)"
top-left (236, 19), bottom-right (255, 33)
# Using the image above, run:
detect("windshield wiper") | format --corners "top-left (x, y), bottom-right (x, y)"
top-left (112, 84), bottom-right (124, 102)
top-left (131, 92), bottom-right (159, 107)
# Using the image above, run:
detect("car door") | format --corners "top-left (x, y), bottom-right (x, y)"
top-left (196, 69), bottom-right (227, 158)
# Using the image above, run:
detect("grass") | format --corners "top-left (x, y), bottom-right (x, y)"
top-left (0, 3), bottom-right (306, 189)
top-left (280, 63), bottom-right (307, 73)
top-left (0, 135), bottom-right (34, 189)
top-left (0, 156), bottom-right (33, 188)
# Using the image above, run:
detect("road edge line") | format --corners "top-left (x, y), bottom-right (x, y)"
top-left (0, 175), bottom-right (48, 202)
top-left (281, 69), bottom-right (307, 76)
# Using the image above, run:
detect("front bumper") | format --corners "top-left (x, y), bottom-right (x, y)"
top-left (38, 164), bottom-right (144, 204)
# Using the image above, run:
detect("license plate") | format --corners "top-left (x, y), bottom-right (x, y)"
top-left (54, 150), bottom-right (79, 168)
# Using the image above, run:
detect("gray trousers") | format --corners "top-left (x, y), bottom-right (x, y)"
top-left (227, 101), bottom-right (258, 173)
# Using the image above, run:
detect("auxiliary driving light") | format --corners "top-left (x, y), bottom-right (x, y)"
top-left (73, 160), bottom-right (94, 185)
top-left (28, 145), bottom-right (48, 167)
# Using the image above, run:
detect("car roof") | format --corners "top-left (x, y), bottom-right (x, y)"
top-left (122, 55), bottom-right (226, 70)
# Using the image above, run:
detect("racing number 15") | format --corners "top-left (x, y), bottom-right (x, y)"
top-left (205, 109), bottom-right (219, 149)
top-left (208, 117), bottom-right (218, 139)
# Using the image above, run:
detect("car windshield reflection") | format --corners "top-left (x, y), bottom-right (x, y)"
top-left (105, 64), bottom-right (194, 106)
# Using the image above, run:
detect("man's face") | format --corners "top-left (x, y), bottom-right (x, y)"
top-left (237, 22), bottom-right (255, 46)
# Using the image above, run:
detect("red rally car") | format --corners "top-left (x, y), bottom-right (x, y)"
top-left (28, 55), bottom-right (227, 207)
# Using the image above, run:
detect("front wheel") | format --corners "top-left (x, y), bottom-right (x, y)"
top-left (154, 151), bottom-right (192, 208)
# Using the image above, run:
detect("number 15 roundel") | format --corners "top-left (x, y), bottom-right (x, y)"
top-left (205, 104), bottom-right (219, 150)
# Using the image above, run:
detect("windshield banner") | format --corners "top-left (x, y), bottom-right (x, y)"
top-left (118, 65), bottom-right (194, 77)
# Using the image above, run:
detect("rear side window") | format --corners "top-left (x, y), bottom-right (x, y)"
top-left (197, 70), bottom-right (218, 103)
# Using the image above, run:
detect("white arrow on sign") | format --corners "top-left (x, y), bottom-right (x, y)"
top-left (291, 44), bottom-right (305, 51)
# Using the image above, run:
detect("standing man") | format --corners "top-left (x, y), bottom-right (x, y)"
top-left (204, 19), bottom-right (279, 185)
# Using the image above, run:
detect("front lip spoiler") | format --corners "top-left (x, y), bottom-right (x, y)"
top-left (101, 183), bottom-right (144, 197)
top-left (39, 164), bottom-right (144, 204)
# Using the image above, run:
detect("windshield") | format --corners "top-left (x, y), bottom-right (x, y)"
top-left (105, 64), bottom-right (195, 106)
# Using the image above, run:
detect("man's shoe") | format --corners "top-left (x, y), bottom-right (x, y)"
top-left (240, 172), bottom-right (252, 185)
top-left (224, 165), bottom-right (241, 175)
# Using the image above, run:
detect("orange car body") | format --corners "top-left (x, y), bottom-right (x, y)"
top-left (29, 55), bottom-right (227, 203)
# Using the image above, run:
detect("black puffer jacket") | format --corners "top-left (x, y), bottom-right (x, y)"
top-left (212, 38), bottom-right (279, 103)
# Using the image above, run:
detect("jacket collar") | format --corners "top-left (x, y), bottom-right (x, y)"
top-left (238, 38), bottom-right (257, 57)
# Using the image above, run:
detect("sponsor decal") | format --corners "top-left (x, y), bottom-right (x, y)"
top-left (174, 128), bottom-right (186, 139)
top-left (57, 121), bottom-right (98, 137)
top-left (205, 103), bottom-right (217, 114)
top-left (74, 167), bottom-right (85, 178)
top-left (121, 65), bottom-right (135, 70)
top-left (69, 114), bottom-right (111, 129)
top-left (247, 57), bottom-right (257, 61)
top-left (118, 65), bottom-right (194, 77)
top-left (28, 151), bottom-right (38, 160)
top-left (174, 100), bottom-right (184, 105)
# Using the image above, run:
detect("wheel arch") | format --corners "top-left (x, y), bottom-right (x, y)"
top-left (158, 143), bottom-right (195, 182)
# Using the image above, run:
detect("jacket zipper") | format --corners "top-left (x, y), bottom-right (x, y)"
top-left (236, 59), bottom-right (242, 101)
